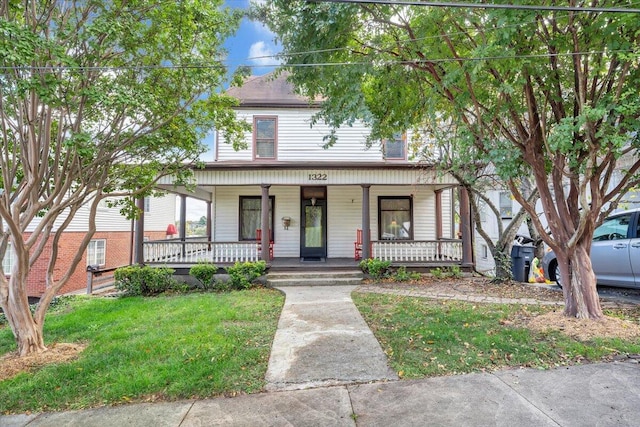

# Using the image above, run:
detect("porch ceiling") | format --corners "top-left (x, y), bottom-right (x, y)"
top-left (157, 162), bottom-right (458, 195)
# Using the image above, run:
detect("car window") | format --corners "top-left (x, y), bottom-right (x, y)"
top-left (593, 214), bottom-right (631, 241)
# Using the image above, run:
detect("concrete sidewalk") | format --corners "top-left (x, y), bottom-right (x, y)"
top-left (4, 362), bottom-right (640, 426)
top-left (3, 285), bottom-right (640, 426)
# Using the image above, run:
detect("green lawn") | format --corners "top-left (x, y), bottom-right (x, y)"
top-left (352, 292), bottom-right (640, 378)
top-left (3, 287), bottom-right (640, 415)
top-left (0, 289), bottom-right (284, 414)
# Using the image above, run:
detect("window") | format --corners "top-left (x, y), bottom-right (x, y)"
top-left (593, 214), bottom-right (631, 241)
top-left (144, 196), bottom-right (151, 213)
top-left (87, 239), bottom-right (106, 266)
top-left (499, 192), bottom-right (513, 219)
top-left (383, 133), bottom-right (406, 160)
top-left (2, 243), bottom-right (14, 273)
top-left (239, 196), bottom-right (274, 241)
top-left (378, 197), bottom-right (412, 240)
top-left (481, 244), bottom-right (488, 259)
top-left (254, 117), bottom-right (277, 159)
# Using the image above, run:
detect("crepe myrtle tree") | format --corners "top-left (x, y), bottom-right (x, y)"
top-left (255, 1), bottom-right (640, 319)
top-left (419, 121), bottom-right (540, 282)
top-left (0, 0), bottom-right (249, 356)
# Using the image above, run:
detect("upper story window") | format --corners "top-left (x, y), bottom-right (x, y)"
top-left (87, 239), bottom-right (106, 267)
top-left (254, 116), bottom-right (277, 160)
top-left (383, 133), bottom-right (406, 160)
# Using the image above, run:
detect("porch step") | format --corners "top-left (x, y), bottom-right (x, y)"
top-left (266, 270), bottom-right (364, 287)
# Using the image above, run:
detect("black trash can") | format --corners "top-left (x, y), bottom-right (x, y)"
top-left (511, 245), bottom-right (535, 282)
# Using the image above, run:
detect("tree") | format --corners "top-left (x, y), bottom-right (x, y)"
top-left (422, 122), bottom-right (539, 281)
top-left (255, 1), bottom-right (640, 318)
top-left (0, 0), bottom-right (248, 356)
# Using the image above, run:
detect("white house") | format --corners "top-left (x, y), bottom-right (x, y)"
top-left (149, 72), bottom-right (473, 268)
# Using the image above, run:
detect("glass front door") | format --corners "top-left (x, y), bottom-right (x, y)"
top-left (300, 187), bottom-right (327, 259)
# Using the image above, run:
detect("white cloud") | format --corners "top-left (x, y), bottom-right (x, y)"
top-left (248, 41), bottom-right (281, 66)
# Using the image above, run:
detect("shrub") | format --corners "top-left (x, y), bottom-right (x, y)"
top-left (430, 266), bottom-right (464, 280)
top-left (226, 261), bottom-right (267, 290)
top-left (114, 265), bottom-right (178, 296)
top-left (431, 267), bottom-right (444, 279)
top-left (359, 258), bottom-right (392, 280)
top-left (393, 266), bottom-right (421, 282)
top-left (189, 263), bottom-right (219, 291)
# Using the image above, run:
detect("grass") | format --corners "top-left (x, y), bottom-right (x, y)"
top-left (352, 292), bottom-right (640, 378)
top-left (0, 289), bottom-right (284, 414)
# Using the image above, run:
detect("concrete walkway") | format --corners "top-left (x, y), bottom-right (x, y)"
top-left (3, 284), bottom-right (640, 426)
top-left (265, 286), bottom-right (398, 391)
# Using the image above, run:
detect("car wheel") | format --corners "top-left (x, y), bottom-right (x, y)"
top-left (553, 262), bottom-right (563, 289)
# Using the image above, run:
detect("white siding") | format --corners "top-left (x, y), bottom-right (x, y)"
top-left (24, 194), bottom-right (175, 233)
top-left (214, 184), bottom-right (443, 259)
top-left (217, 108), bottom-right (415, 163)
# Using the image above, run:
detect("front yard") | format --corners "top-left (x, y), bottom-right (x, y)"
top-left (2, 278), bottom-right (640, 414)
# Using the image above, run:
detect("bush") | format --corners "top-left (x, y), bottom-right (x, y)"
top-left (431, 266), bottom-right (464, 280)
top-left (189, 263), bottom-right (219, 291)
top-left (359, 258), bottom-right (392, 280)
top-left (226, 261), bottom-right (267, 290)
top-left (114, 265), bottom-right (178, 296)
top-left (393, 266), bottom-right (422, 282)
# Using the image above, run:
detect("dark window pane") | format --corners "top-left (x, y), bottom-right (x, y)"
top-left (240, 197), bottom-right (274, 240)
top-left (379, 197), bottom-right (412, 240)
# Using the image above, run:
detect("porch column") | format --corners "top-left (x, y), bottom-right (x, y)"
top-left (261, 184), bottom-right (271, 261)
top-left (134, 196), bottom-right (145, 265)
top-left (459, 187), bottom-right (474, 267)
top-left (361, 184), bottom-right (371, 259)
top-left (206, 200), bottom-right (212, 242)
top-left (179, 194), bottom-right (187, 241)
top-left (435, 189), bottom-right (443, 240)
top-left (180, 194), bottom-right (187, 258)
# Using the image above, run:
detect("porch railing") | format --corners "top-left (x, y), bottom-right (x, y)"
top-left (372, 239), bottom-right (462, 263)
top-left (144, 239), bottom-right (258, 264)
top-left (142, 238), bottom-right (462, 264)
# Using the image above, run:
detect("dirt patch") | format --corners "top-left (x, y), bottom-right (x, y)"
top-left (528, 310), bottom-right (640, 341)
top-left (0, 342), bottom-right (86, 381)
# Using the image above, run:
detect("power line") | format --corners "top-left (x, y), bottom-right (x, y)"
top-left (306, 0), bottom-right (640, 14)
top-left (2, 47), bottom-right (634, 72)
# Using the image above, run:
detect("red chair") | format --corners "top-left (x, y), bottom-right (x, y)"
top-left (355, 229), bottom-right (371, 261)
top-left (256, 229), bottom-right (274, 260)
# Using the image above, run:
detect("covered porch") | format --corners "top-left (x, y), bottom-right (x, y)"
top-left (137, 162), bottom-right (474, 269)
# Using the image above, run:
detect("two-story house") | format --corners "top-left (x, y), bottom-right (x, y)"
top-left (147, 72), bottom-right (473, 269)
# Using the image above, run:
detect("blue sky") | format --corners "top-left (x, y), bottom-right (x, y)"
top-left (223, 0), bottom-right (281, 77)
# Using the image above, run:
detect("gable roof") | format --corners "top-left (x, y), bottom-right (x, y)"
top-left (226, 71), bottom-right (322, 108)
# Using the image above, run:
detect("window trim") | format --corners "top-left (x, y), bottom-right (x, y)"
top-left (253, 116), bottom-right (278, 160)
top-left (383, 133), bottom-right (407, 160)
top-left (377, 196), bottom-right (413, 240)
top-left (87, 239), bottom-right (106, 267)
top-left (239, 196), bottom-right (275, 241)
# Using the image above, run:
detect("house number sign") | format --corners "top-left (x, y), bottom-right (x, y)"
top-left (308, 173), bottom-right (328, 181)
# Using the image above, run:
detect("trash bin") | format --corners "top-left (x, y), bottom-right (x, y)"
top-left (511, 245), bottom-right (535, 282)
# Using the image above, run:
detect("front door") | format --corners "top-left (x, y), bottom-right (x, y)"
top-left (300, 186), bottom-right (327, 259)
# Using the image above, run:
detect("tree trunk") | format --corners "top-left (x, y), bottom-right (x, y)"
top-left (561, 243), bottom-right (603, 319)
top-left (2, 283), bottom-right (47, 356)
top-left (492, 245), bottom-right (512, 282)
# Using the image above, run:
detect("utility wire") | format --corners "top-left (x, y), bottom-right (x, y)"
top-left (2, 47), bottom-right (634, 71)
top-left (306, 0), bottom-right (640, 14)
